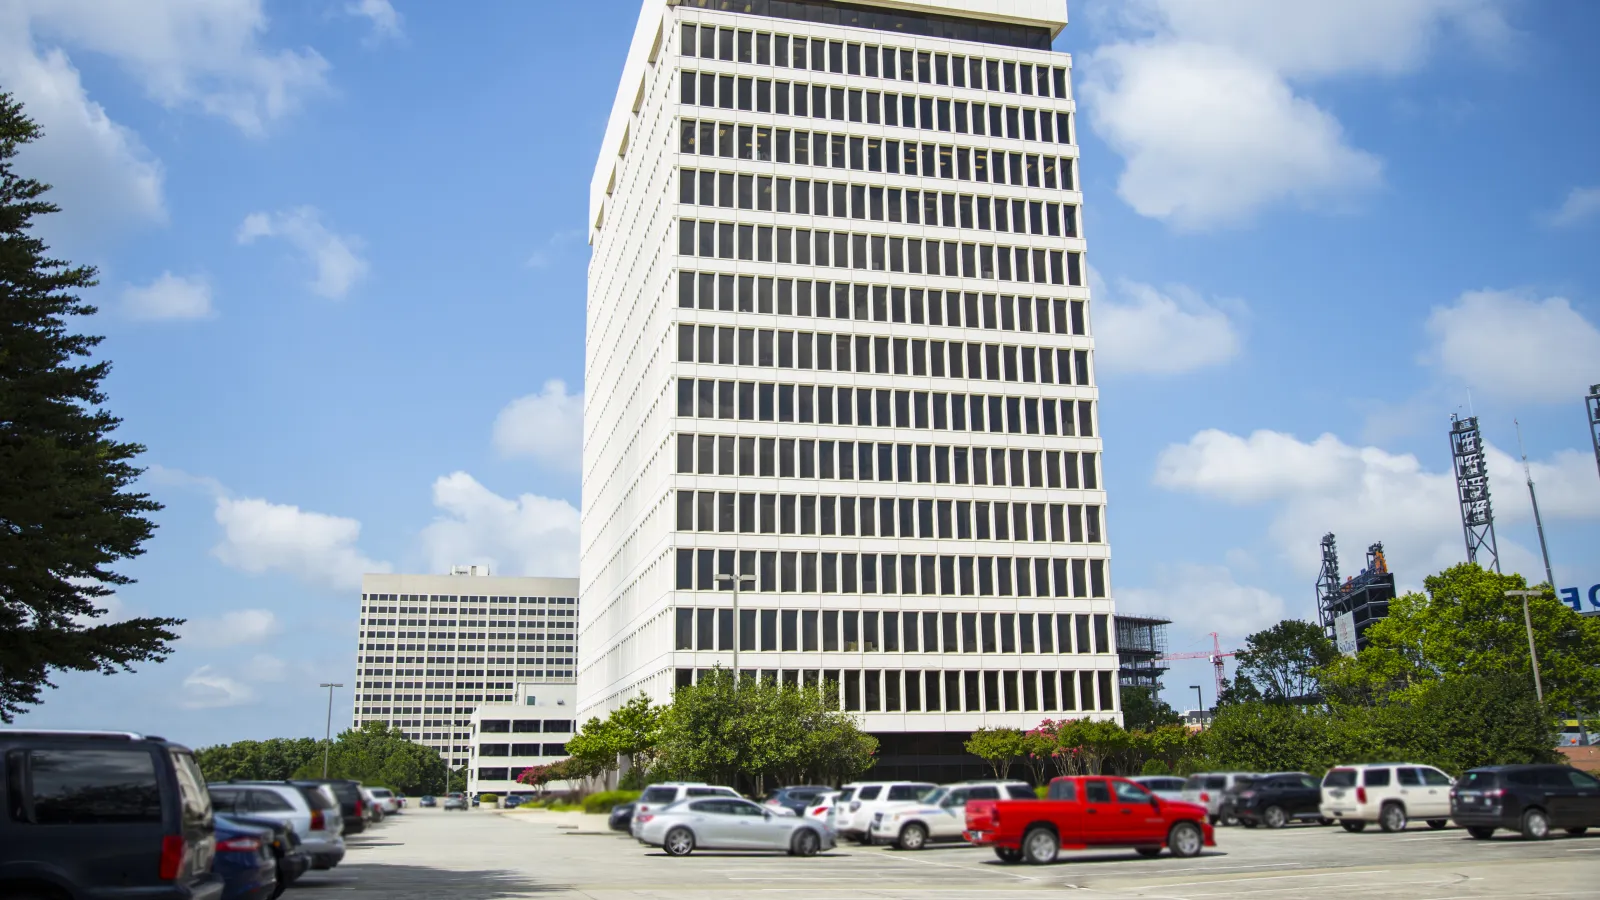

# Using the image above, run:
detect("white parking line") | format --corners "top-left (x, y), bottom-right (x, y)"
top-left (1142, 869), bottom-right (1393, 889)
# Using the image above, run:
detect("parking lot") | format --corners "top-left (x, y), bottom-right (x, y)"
top-left (292, 806), bottom-right (1599, 899)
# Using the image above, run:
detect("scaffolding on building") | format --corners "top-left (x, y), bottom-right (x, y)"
top-left (1116, 614), bottom-right (1170, 690)
top-left (1316, 535), bottom-right (1396, 652)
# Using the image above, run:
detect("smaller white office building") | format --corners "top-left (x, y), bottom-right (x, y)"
top-left (466, 681), bottom-right (579, 797)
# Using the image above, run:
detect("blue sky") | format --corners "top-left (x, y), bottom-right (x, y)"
top-left (6, 0), bottom-right (1598, 744)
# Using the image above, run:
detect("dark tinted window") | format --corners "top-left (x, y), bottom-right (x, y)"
top-left (968, 786), bottom-right (1001, 800)
top-left (297, 786), bottom-right (335, 810)
top-left (1047, 780), bottom-right (1077, 801)
top-left (1508, 770), bottom-right (1541, 787)
top-left (208, 788), bottom-right (242, 814)
top-left (1538, 768), bottom-right (1574, 788)
top-left (1113, 781), bottom-right (1152, 803)
top-left (1204, 776), bottom-right (1226, 789)
top-left (858, 785), bottom-right (882, 800)
top-left (1396, 768), bottom-right (1421, 786)
top-left (1459, 771), bottom-right (1499, 789)
top-left (250, 789), bottom-right (295, 812)
top-left (1006, 785), bottom-right (1037, 800)
top-left (641, 787), bottom-right (678, 804)
top-left (1568, 770), bottom-right (1600, 789)
top-left (886, 784), bottom-right (926, 801)
top-left (1085, 780), bottom-right (1112, 803)
top-left (1323, 769), bottom-right (1357, 788)
top-left (24, 749), bottom-right (162, 824)
top-left (1420, 769), bottom-right (1452, 787)
top-left (1363, 768), bottom-right (1391, 787)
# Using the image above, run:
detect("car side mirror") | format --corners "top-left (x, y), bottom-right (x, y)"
top-left (1150, 797), bottom-right (1161, 810)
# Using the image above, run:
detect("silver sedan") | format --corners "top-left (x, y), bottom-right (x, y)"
top-left (637, 797), bottom-right (835, 857)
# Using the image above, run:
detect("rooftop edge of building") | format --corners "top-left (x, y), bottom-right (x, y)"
top-left (360, 572), bottom-right (580, 593)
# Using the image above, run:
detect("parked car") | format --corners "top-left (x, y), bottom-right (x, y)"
top-left (218, 814), bottom-right (307, 898)
top-left (763, 785), bottom-right (832, 817)
top-left (1182, 772), bottom-right (1255, 825)
top-left (1450, 764), bottom-right (1600, 840)
top-left (630, 783), bottom-right (741, 838)
top-left (367, 787), bottom-right (401, 815)
top-left (966, 775), bottom-right (1215, 864)
top-left (0, 728), bottom-right (225, 900)
top-left (1224, 772), bottom-right (1328, 828)
top-left (502, 793), bottom-right (531, 809)
top-left (831, 780), bottom-right (938, 844)
top-left (1131, 776), bottom-right (1187, 802)
top-left (209, 781), bottom-right (346, 870)
top-left (212, 815), bottom-right (279, 900)
top-left (291, 779), bottom-right (367, 835)
top-left (803, 790), bottom-right (841, 823)
top-left (443, 792), bottom-right (469, 811)
top-left (1320, 763), bottom-right (1455, 832)
top-left (609, 801), bottom-right (637, 832)
top-left (419, 795), bottom-right (437, 808)
top-left (867, 781), bottom-right (1036, 850)
top-left (360, 787), bottom-right (385, 822)
top-left (636, 797), bottom-right (835, 857)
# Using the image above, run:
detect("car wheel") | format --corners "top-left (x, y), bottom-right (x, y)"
top-left (1520, 808), bottom-right (1550, 841)
top-left (1168, 821), bottom-right (1204, 858)
top-left (994, 846), bottom-right (1023, 863)
top-left (1319, 817), bottom-right (1335, 826)
top-left (1467, 826), bottom-right (1495, 839)
top-left (1566, 827), bottom-right (1589, 837)
top-left (1262, 806), bottom-right (1288, 829)
top-left (1341, 820), bottom-right (1366, 833)
top-left (897, 823), bottom-right (927, 851)
top-left (1240, 819), bottom-right (1259, 829)
top-left (791, 828), bottom-right (821, 857)
top-left (1022, 826), bottom-right (1059, 865)
top-left (1135, 846), bottom-right (1163, 858)
top-left (1222, 814), bottom-right (1239, 827)
top-left (664, 827), bottom-right (696, 857)
top-left (1426, 819), bottom-right (1448, 830)
top-left (1379, 803), bottom-right (1407, 833)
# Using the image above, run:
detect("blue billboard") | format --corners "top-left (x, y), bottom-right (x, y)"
top-left (1558, 583), bottom-right (1600, 615)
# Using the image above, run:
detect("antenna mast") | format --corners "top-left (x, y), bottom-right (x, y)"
top-left (1449, 414), bottom-right (1500, 573)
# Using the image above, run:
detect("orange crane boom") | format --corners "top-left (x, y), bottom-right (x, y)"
top-left (1155, 632), bottom-right (1237, 705)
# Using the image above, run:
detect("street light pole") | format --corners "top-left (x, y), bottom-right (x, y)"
top-left (1515, 420), bottom-right (1557, 590)
top-left (714, 571), bottom-right (757, 678)
top-left (1503, 591), bottom-right (1544, 704)
top-left (319, 682), bottom-right (343, 778)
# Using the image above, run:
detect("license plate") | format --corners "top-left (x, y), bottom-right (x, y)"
top-left (1329, 789), bottom-right (1345, 799)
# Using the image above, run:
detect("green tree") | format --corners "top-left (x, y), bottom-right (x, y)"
top-left (0, 92), bottom-right (178, 723)
top-left (288, 721), bottom-right (449, 795)
top-left (1020, 725), bottom-right (1057, 786)
top-left (964, 727), bottom-right (1026, 779)
top-left (194, 738), bottom-right (323, 782)
top-left (1233, 619), bottom-right (1336, 702)
top-left (1200, 701), bottom-right (1339, 774)
top-left (1057, 719), bottom-right (1128, 775)
top-left (1121, 685), bottom-right (1183, 730)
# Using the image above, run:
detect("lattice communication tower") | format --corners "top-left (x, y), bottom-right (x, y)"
top-left (1449, 414), bottom-right (1499, 573)
top-left (1588, 384), bottom-right (1600, 484)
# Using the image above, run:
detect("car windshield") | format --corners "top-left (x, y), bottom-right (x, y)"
top-left (1323, 769), bottom-right (1357, 788)
top-left (641, 787), bottom-right (679, 803)
top-left (1458, 771), bottom-right (1498, 789)
top-left (919, 788), bottom-right (948, 806)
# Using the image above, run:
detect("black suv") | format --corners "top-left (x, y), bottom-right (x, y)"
top-left (1, 729), bottom-right (225, 899)
top-left (1224, 772), bottom-right (1327, 828)
top-left (1450, 764), bottom-right (1600, 839)
top-left (290, 779), bottom-right (366, 835)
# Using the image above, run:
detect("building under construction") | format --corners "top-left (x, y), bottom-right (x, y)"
top-left (1316, 534), bottom-right (1396, 652)
top-left (1115, 614), bottom-right (1171, 690)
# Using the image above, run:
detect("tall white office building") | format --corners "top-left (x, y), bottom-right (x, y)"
top-left (581, 0), bottom-right (1115, 779)
top-left (353, 569), bottom-right (580, 771)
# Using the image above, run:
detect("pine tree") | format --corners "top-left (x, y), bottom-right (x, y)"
top-left (0, 91), bottom-right (180, 722)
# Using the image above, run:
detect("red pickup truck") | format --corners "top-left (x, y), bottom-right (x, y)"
top-left (966, 775), bottom-right (1214, 864)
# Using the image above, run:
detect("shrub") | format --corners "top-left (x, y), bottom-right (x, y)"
top-left (582, 790), bottom-right (642, 814)
top-left (1034, 785), bottom-right (1049, 799)
top-left (1140, 759), bottom-right (1171, 775)
top-left (479, 793), bottom-right (499, 807)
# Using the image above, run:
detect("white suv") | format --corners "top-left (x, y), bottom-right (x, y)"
top-left (630, 783), bottom-right (740, 839)
top-left (1182, 772), bottom-right (1255, 825)
top-left (1321, 763), bottom-right (1455, 832)
top-left (829, 781), bottom-right (936, 843)
top-left (868, 780), bottom-right (1036, 850)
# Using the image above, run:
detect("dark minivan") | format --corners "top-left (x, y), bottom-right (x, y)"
top-left (1450, 764), bottom-right (1600, 839)
top-left (290, 779), bottom-right (365, 835)
top-left (1, 729), bottom-right (225, 900)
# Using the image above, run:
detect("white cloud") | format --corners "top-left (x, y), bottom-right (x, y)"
top-left (237, 207), bottom-right (368, 299)
top-left (419, 472), bottom-right (579, 578)
top-left (180, 665), bottom-right (255, 709)
top-left (1120, 564), bottom-right (1287, 642)
top-left (212, 495), bottom-right (390, 591)
top-left (346, 0), bottom-right (403, 44)
top-left (1422, 289), bottom-right (1600, 404)
top-left (240, 654), bottom-right (289, 683)
top-left (492, 380), bottom-right (584, 470)
top-left (1540, 186), bottom-right (1600, 228)
top-left (122, 271), bottom-right (214, 320)
top-left (15, 0), bottom-right (329, 135)
top-left (1094, 279), bottom-right (1243, 374)
top-left (177, 609), bottom-right (279, 648)
top-left (1083, 0), bottom-right (1507, 228)
top-left (1152, 428), bottom-right (1594, 579)
top-left (526, 229), bottom-right (584, 268)
top-left (1486, 445), bottom-right (1600, 522)
top-left (0, 18), bottom-right (165, 239)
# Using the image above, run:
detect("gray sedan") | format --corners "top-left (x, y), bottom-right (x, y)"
top-left (637, 797), bottom-right (835, 857)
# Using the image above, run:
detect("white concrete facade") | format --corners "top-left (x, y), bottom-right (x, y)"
top-left (466, 681), bottom-right (579, 797)
top-left (354, 571), bottom-right (580, 770)
top-left (580, 0), bottom-right (1117, 743)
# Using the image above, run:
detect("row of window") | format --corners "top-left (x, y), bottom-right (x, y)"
top-left (680, 120), bottom-right (1074, 190)
top-left (676, 491), bottom-right (1104, 543)
top-left (673, 667), bottom-right (1117, 716)
top-left (680, 72), bottom-right (1072, 145)
top-left (677, 325), bottom-right (1092, 386)
top-left (680, 170), bottom-right (1077, 236)
top-left (679, 220), bottom-right (1080, 286)
top-left (362, 594), bottom-right (576, 604)
top-left (679, 22), bottom-right (1061, 84)
top-left (676, 434), bottom-right (1099, 488)
top-left (476, 743), bottom-right (570, 758)
top-left (675, 548), bottom-right (1109, 598)
top-left (678, 274), bottom-right (1089, 335)
top-left (676, 378), bottom-right (1097, 438)
top-left (674, 608), bottom-right (1111, 655)
top-left (479, 719), bottom-right (574, 734)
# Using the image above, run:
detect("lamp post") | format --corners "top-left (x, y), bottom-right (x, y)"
top-left (714, 571), bottom-right (757, 677)
top-left (1190, 684), bottom-right (1204, 726)
top-left (1503, 590), bottom-right (1544, 704)
top-left (319, 683), bottom-right (343, 778)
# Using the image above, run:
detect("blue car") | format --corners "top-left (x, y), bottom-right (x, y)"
top-left (213, 815), bottom-right (279, 900)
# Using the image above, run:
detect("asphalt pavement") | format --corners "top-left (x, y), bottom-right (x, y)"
top-left (292, 806), bottom-right (1599, 899)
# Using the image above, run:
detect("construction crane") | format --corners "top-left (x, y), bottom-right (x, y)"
top-left (1156, 632), bottom-right (1237, 707)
